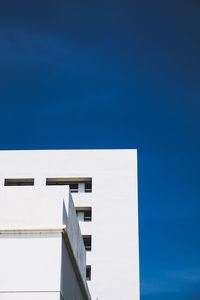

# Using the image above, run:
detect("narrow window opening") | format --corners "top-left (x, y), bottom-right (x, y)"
top-left (68, 183), bottom-right (78, 193)
top-left (83, 235), bottom-right (92, 251)
top-left (4, 178), bottom-right (34, 186)
top-left (84, 210), bottom-right (92, 221)
top-left (85, 182), bottom-right (92, 193)
top-left (46, 178), bottom-right (92, 193)
top-left (86, 265), bottom-right (91, 281)
top-left (76, 207), bottom-right (92, 222)
top-left (46, 179), bottom-right (79, 193)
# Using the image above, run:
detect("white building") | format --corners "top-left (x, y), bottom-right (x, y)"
top-left (0, 186), bottom-right (91, 300)
top-left (0, 149), bottom-right (140, 300)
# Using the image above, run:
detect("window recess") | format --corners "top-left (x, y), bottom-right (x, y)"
top-left (46, 178), bottom-right (79, 192)
top-left (85, 182), bottom-right (92, 193)
top-left (83, 235), bottom-right (92, 251)
top-left (46, 178), bottom-right (92, 193)
top-left (86, 265), bottom-right (91, 281)
top-left (4, 178), bottom-right (34, 186)
top-left (76, 207), bottom-right (92, 222)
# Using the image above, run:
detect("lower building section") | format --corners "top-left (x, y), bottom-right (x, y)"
top-left (0, 187), bottom-right (91, 300)
top-left (0, 292), bottom-right (61, 300)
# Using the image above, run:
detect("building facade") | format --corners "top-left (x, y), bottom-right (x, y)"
top-left (0, 149), bottom-right (140, 300)
top-left (0, 186), bottom-right (91, 300)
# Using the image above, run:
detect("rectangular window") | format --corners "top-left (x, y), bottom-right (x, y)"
top-left (76, 207), bottom-right (92, 222)
top-left (4, 178), bottom-right (34, 186)
top-left (83, 235), bottom-right (92, 251)
top-left (86, 265), bottom-right (91, 281)
top-left (84, 209), bottom-right (92, 221)
top-left (46, 178), bottom-right (92, 193)
top-left (46, 178), bottom-right (79, 193)
top-left (85, 182), bottom-right (92, 193)
top-left (68, 183), bottom-right (78, 193)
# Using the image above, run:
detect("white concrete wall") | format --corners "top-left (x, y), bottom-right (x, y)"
top-left (0, 149), bottom-right (140, 300)
top-left (0, 186), bottom-right (89, 300)
top-left (0, 232), bottom-right (62, 299)
top-left (0, 187), bottom-right (67, 228)
top-left (63, 192), bottom-right (86, 281)
top-left (61, 239), bottom-right (84, 300)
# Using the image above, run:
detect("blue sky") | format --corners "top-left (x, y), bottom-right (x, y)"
top-left (0, 1), bottom-right (200, 299)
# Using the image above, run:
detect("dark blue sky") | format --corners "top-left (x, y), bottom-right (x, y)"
top-left (0, 1), bottom-right (200, 299)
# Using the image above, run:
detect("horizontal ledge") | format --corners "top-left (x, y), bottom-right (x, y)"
top-left (0, 225), bottom-right (66, 234)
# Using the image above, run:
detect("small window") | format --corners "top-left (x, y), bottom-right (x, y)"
top-left (85, 182), bottom-right (92, 193)
top-left (83, 235), bottom-right (92, 251)
top-left (86, 265), bottom-right (91, 281)
top-left (4, 178), bottom-right (34, 186)
top-left (46, 179), bottom-right (78, 193)
top-left (76, 207), bottom-right (92, 222)
top-left (84, 210), bottom-right (92, 221)
top-left (69, 183), bottom-right (78, 193)
top-left (46, 178), bottom-right (92, 193)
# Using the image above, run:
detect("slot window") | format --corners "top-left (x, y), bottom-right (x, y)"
top-left (46, 178), bottom-right (92, 193)
top-left (83, 235), bottom-right (92, 251)
top-left (46, 179), bottom-right (78, 193)
top-left (4, 178), bottom-right (34, 186)
top-left (86, 265), bottom-right (91, 281)
top-left (76, 207), bottom-right (92, 222)
top-left (85, 182), bottom-right (92, 193)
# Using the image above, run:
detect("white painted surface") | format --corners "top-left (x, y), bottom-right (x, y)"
top-left (0, 292), bottom-right (61, 300)
top-left (0, 233), bottom-right (61, 292)
top-left (0, 186), bottom-right (89, 300)
top-left (78, 183), bottom-right (85, 193)
top-left (61, 239), bottom-right (84, 300)
top-left (0, 149), bottom-right (140, 300)
top-left (77, 211), bottom-right (84, 222)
